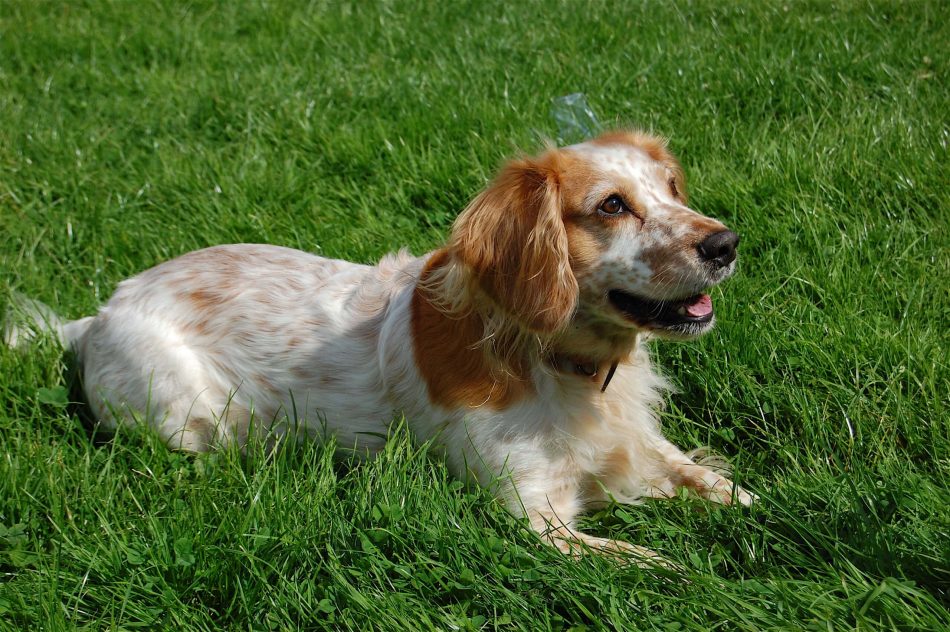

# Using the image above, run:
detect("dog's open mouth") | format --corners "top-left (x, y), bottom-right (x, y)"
top-left (608, 289), bottom-right (715, 334)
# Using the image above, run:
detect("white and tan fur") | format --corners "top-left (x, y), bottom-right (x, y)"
top-left (12, 130), bottom-right (753, 559)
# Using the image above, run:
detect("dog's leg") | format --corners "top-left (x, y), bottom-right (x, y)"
top-left (463, 441), bottom-right (665, 564)
top-left (544, 528), bottom-right (668, 565)
top-left (651, 440), bottom-right (756, 506)
top-left (516, 477), bottom-right (664, 564)
top-left (87, 370), bottom-right (266, 453)
top-left (158, 402), bottom-right (260, 452)
top-left (164, 415), bottom-right (216, 452)
top-left (78, 313), bottom-right (258, 452)
top-left (595, 441), bottom-right (756, 507)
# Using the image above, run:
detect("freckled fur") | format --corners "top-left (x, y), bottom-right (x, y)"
top-left (26, 130), bottom-right (753, 562)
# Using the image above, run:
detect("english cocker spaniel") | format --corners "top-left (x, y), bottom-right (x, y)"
top-left (15, 130), bottom-right (753, 559)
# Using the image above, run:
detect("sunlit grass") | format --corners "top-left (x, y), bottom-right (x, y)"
top-left (1, 1), bottom-right (947, 629)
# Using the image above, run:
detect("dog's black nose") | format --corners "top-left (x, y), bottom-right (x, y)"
top-left (697, 230), bottom-right (739, 268)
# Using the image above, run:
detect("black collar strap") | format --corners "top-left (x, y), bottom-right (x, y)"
top-left (600, 361), bottom-right (619, 392)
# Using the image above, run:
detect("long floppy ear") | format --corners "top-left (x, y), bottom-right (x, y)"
top-left (449, 153), bottom-right (578, 334)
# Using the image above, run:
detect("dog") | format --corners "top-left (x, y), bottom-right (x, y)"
top-left (9, 130), bottom-right (753, 559)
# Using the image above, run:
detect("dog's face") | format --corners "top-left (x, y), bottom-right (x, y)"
top-left (449, 130), bottom-right (738, 350)
top-left (559, 132), bottom-right (738, 340)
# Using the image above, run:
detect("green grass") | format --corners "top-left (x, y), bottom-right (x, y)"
top-left (1, 0), bottom-right (948, 629)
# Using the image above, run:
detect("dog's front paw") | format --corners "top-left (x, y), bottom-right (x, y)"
top-left (733, 484), bottom-right (758, 506)
top-left (546, 530), bottom-right (679, 569)
top-left (702, 477), bottom-right (758, 506)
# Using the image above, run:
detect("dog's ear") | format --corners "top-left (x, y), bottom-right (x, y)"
top-left (449, 153), bottom-right (578, 334)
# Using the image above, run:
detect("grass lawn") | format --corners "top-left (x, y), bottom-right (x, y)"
top-left (1, 1), bottom-right (948, 629)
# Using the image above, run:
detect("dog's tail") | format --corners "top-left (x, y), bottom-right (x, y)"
top-left (3, 292), bottom-right (92, 350)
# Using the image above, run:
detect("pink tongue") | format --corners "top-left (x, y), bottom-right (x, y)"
top-left (685, 294), bottom-right (713, 317)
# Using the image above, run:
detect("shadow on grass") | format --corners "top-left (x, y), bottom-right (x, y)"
top-left (665, 349), bottom-right (949, 603)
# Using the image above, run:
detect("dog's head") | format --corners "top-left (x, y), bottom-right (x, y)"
top-left (449, 130), bottom-right (738, 350)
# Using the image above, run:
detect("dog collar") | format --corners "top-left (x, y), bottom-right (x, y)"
top-left (550, 355), bottom-right (619, 392)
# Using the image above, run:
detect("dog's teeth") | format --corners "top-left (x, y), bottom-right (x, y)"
top-left (676, 306), bottom-right (686, 316)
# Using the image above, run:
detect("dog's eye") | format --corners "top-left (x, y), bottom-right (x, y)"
top-left (669, 177), bottom-right (679, 199)
top-left (598, 195), bottom-right (629, 216)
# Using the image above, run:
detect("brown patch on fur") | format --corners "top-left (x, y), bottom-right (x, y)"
top-left (412, 251), bottom-right (532, 410)
top-left (186, 289), bottom-right (226, 312)
top-left (448, 151), bottom-right (578, 334)
top-left (550, 151), bottom-right (601, 216)
top-left (189, 318), bottom-right (210, 336)
top-left (291, 365), bottom-right (313, 380)
top-left (564, 215), bottom-right (611, 274)
top-left (319, 373), bottom-right (342, 388)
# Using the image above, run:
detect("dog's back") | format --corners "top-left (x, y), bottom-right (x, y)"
top-left (62, 243), bottom-right (422, 451)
